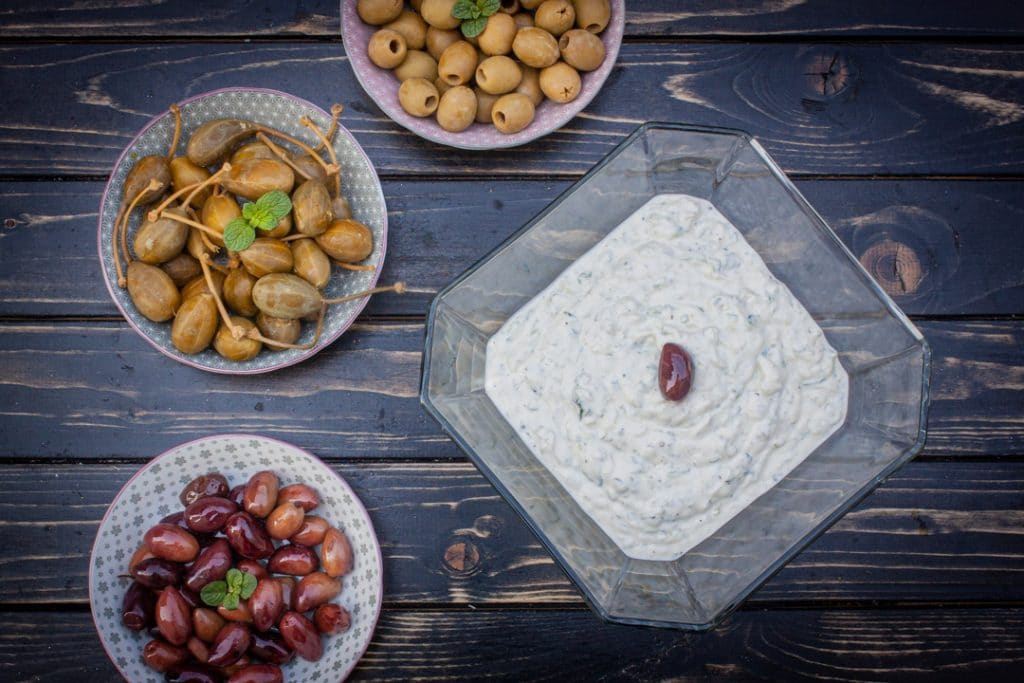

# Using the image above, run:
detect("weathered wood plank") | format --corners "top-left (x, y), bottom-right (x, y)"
top-left (2, 43), bottom-right (1023, 176)
top-left (0, 319), bottom-right (1019, 458)
top-left (0, 460), bottom-right (1021, 607)
top-left (2, 0), bottom-right (1022, 38)
top-left (2, 179), bottom-right (1022, 318)
top-left (3, 607), bottom-right (1024, 681)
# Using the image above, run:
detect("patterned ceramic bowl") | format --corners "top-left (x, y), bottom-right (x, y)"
top-left (341, 1), bottom-right (625, 150)
top-left (98, 87), bottom-right (388, 374)
top-left (89, 434), bottom-right (383, 682)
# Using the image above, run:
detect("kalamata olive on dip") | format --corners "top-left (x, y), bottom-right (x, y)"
top-left (659, 342), bottom-right (693, 401)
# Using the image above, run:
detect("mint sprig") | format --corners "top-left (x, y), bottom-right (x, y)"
top-left (452, 0), bottom-right (500, 38)
top-left (222, 190), bottom-right (293, 252)
top-left (200, 568), bottom-right (258, 610)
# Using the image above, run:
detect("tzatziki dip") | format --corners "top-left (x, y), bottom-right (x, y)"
top-left (484, 194), bottom-right (849, 561)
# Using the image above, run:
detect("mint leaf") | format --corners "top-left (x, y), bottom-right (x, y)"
top-left (200, 581), bottom-right (227, 607)
top-left (451, 0), bottom-right (476, 19)
top-left (256, 190), bottom-right (292, 223)
top-left (241, 201), bottom-right (260, 224)
top-left (226, 568), bottom-right (243, 593)
top-left (460, 16), bottom-right (487, 38)
top-left (479, 0), bottom-right (501, 17)
top-left (222, 592), bottom-right (240, 611)
top-left (239, 572), bottom-right (258, 600)
top-left (223, 218), bottom-right (255, 252)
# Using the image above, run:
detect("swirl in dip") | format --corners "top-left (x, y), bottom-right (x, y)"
top-left (485, 194), bottom-right (849, 561)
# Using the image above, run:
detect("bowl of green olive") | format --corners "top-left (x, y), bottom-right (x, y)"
top-left (342, 0), bottom-right (624, 149)
top-left (97, 87), bottom-right (401, 374)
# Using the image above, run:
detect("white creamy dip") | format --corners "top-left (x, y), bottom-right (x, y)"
top-left (485, 194), bottom-right (849, 561)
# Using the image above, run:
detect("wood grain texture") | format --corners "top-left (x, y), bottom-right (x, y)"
top-left (3, 179), bottom-right (1022, 318)
top-left (2, 43), bottom-right (1024, 176)
top-left (3, 607), bottom-right (1024, 681)
top-left (0, 319), bottom-right (1019, 458)
top-left (2, 1), bottom-right (1022, 38)
top-left (0, 460), bottom-right (1022, 607)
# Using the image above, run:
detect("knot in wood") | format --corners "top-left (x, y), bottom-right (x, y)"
top-left (859, 239), bottom-right (924, 297)
top-left (443, 537), bottom-right (480, 575)
top-left (802, 51), bottom-right (852, 98)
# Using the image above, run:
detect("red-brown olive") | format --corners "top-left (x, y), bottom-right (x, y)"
top-left (290, 515), bottom-right (329, 546)
top-left (122, 581), bottom-right (156, 631)
top-left (228, 484), bottom-right (246, 508)
top-left (265, 502), bottom-right (305, 540)
top-left (156, 586), bottom-right (192, 646)
top-left (180, 473), bottom-right (230, 506)
top-left (322, 526), bottom-right (354, 577)
top-left (243, 470), bottom-right (280, 518)
top-left (184, 539), bottom-right (232, 593)
top-left (292, 572), bottom-right (342, 613)
top-left (143, 639), bottom-right (189, 673)
top-left (236, 559), bottom-right (270, 582)
top-left (276, 577), bottom-right (296, 610)
top-left (131, 557), bottom-right (183, 590)
top-left (227, 663), bottom-right (284, 683)
top-left (659, 342), bottom-right (694, 401)
top-left (277, 483), bottom-right (320, 511)
top-left (278, 611), bottom-right (324, 662)
top-left (313, 603), bottom-right (352, 635)
top-left (165, 662), bottom-right (225, 683)
top-left (250, 578), bottom-right (285, 633)
top-left (224, 511), bottom-right (275, 560)
top-left (185, 496), bottom-right (238, 534)
top-left (144, 523), bottom-right (200, 563)
top-left (192, 607), bottom-right (226, 643)
top-left (218, 599), bottom-right (254, 624)
top-left (248, 631), bottom-right (293, 665)
top-left (267, 544), bottom-right (320, 576)
top-left (187, 636), bottom-right (211, 664)
top-left (208, 622), bottom-right (252, 667)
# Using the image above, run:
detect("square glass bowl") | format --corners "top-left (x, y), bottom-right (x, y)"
top-left (419, 123), bottom-right (930, 630)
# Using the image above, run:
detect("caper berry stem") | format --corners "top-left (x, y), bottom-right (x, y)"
top-left (312, 104), bottom-right (344, 153)
top-left (147, 164), bottom-right (231, 224)
top-left (300, 116), bottom-right (342, 197)
top-left (253, 132), bottom-right (313, 182)
top-left (198, 254), bottom-right (242, 340)
top-left (166, 103), bottom-right (183, 162)
top-left (332, 260), bottom-right (377, 272)
top-left (113, 178), bottom-right (161, 288)
top-left (246, 303), bottom-right (327, 350)
top-left (322, 281), bottom-right (406, 305)
top-left (158, 210), bottom-right (228, 245)
top-left (252, 125), bottom-right (335, 179)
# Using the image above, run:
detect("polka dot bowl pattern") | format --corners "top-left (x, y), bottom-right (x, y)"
top-left (89, 434), bottom-right (383, 682)
top-left (341, 1), bottom-right (625, 150)
top-left (98, 87), bottom-right (387, 374)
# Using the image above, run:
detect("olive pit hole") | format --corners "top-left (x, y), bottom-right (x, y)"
top-left (559, 35), bottom-right (571, 49)
top-left (388, 40), bottom-right (400, 53)
top-left (585, 23), bottom-right (601, 33)
top-left (444, 73), bottom-right (460, 85)
top-left (496, 111), bottom-right (507, 124)
top-left (425, 95), bottom-right (437, 108)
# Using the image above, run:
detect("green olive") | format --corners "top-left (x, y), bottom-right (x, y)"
top-left (438, 41), bottom-right (478, 87)
top-left (492, 93), bottom-right (536, 134)
top-left (515, 65), bottom-right (544, 106)
top-left (399, 78), bottom-right (441, 117)
top-left (291, 238), bottom-right (332, 290)
top-left (368, 28), bottom-right (408, 69)
top-left (186, 119), bottom-right (257, 167)
top-left (180, 270), bottom-right (225, 301)
top-left (385, 10), bottom-right (428, 50)
top-left (223, 267), bottom-right (259, 317)
top-left (540, 61), bottom-right (581, 103)
top-left (127, 261), bottom-right (180, 323)
top-left (239, 238), bottom-right (294, 278)
top-left (534, 0), bottom-right (575, 36)
top-left (315, 219), bottom-right (375, 263)
top-left (574, 0), bottom-right (610, 33)
top-left (512, 27), bottom-right (560, 68)
top-left (171, 293), bottom-right (218, 354)
top-left (169, 157), bottom-right (211, 209)
top-left (435, 85), bottom-right (477, 133)
top-left (476, 55), bottom-right (523, 95)
top-left (161, 253), bottom-right (202, 288)
top-left (394, 50), bottom-right (439, 83)
top-left (292, 179), bottom-right (334, 237)
top-left (419, 0), bottom-right (461, 29)
top-left (133, 206), bottom-right (189, 265)
top-left (213, 317), bottom-right (262, 362)
top-left (426, 26), bottom-right (461, 60)
top-left (221, 158), bottom-right (295, 200)
top-left (559, 28), bottom-right (605, 71)
top-left (434, 76), bottom-right (454, 96)
top-left (356, 0), bottom-right (404, 25)
top-left (252, 273), bottom-right (323, 320)
top-left (477, 12), bottom-right (517, 56)
top-left (474, 88), bottom-right (500, 123)
top-left (257, 312), bottom-right (301, 352)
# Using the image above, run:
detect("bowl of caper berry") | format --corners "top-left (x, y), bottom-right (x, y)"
top-left (342, 0), bottom-right (624, 149)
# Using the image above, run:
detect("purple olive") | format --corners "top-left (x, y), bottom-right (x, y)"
top-left (207, 622), bottom-right (252, 667)
top-left (223, 511), bottom-right (274, 560)
top-left (184, 539), bottom-right (232, 592)
top-left (266, 544), bottom-right (319, 576)
top-left (185, 496), bottom-right (238, 534)
top-left (247, 631), bottom-right (294, 665)
top-left (131, 557), bottom-right (183, 589)
top-left (180, 473), bottom-right (230, 506)
top-left (122, 581), bottom-right (156, 631)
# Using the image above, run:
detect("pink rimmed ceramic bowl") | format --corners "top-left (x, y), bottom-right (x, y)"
top-left (98, 87), bottom-right (387, 374)
top-left (341, 0), bottom-right (625, 150)
top-left (89, 434), bottom-right (383, 682)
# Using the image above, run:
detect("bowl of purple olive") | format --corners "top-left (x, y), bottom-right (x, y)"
top-left (89, 434), bottom-right (383, 682)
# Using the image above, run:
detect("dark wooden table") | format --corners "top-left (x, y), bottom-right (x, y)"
top-left (1, 2), bottom-right (1023, 680)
